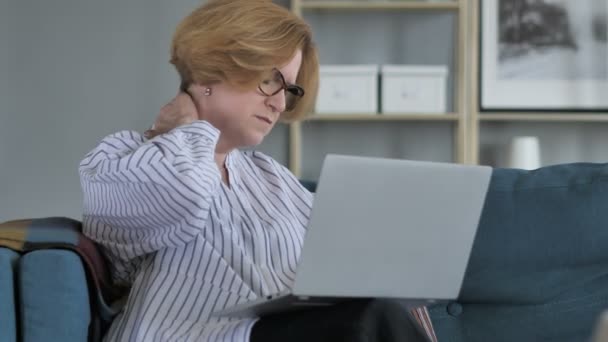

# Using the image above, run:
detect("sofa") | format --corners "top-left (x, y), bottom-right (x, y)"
top-left (429, 162), bottom-right (608, 341)
top-left (0, 218), bottom-right (119, 342)
top-left (2, 162), bottom-right (608, 341)
top-left (0, 248), bottom-right (91, 342)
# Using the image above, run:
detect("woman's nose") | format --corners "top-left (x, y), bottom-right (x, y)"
top-left (266, 90), bottom-right (286, 113)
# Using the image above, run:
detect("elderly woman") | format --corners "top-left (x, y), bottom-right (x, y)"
top-left (79, 0), bottom-right (429, 341)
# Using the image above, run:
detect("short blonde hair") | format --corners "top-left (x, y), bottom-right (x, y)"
top-left (170, 0), bottom-right (319, 122)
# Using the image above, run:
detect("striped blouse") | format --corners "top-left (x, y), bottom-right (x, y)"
top-left (79, 121), bottom-right (313, 341)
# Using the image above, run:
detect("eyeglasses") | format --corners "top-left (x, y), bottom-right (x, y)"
top-left (258, 68), bottom-right (305, 112)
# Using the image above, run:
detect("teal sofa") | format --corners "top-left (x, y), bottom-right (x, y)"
top-left (0, 218), bottom-right (117, 342)
top-left (429, 162), bottom-right (608, 341)
top-left (0, 248), bottom-right (91, 342)
top-left (2, 162), bottom-right (608, 341)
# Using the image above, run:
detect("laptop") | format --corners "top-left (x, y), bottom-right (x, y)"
top-left (213, 154), bottom-right (492, 318)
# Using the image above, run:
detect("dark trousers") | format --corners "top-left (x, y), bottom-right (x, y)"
top-left (250, 299), bottom-right (429, 342)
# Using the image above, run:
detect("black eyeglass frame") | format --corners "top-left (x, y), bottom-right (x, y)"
top-left (258, 68), bottom-right (305, 111)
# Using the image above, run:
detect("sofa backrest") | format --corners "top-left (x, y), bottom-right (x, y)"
top-left (430, 162), bottom-right (608, 342)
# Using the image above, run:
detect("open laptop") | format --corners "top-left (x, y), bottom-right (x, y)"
top-left (213, 154), bottom-right (492, 318)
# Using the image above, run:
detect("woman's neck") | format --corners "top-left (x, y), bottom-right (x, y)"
top-left (215, 152), bottom-right (230, 186)
top-left (214, 152), bottom-right (227, 167)
top-left (214, 137), bottom-right (235, 185)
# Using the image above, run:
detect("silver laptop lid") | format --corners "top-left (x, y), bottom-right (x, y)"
top-left (293, 154), bottom-right (492, 301)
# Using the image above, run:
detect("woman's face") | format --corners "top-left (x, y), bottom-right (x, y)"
top-left (194, 49), bottom-right (303, 153)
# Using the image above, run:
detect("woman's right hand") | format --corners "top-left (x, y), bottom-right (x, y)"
top-left (145, 91), bottom-right (199, 139)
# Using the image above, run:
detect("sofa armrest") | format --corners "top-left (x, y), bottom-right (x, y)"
top-left (0, 248), bottom-right (19, 342)
top-left (19, 250), bottom-right (91, 342)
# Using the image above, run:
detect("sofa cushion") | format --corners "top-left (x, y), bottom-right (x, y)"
top-left (19, 249), bottom-right (91, 342)
top-left (0, 248), bottom-right (19, 342)
top-left (429, 163), bottom-right (608, 341)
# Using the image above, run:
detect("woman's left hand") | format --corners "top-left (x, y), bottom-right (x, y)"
top-left (145, 91), bottom-right (199, 139)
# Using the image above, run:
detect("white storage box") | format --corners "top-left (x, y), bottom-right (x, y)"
top-left (380, 65), bottom-right (448, 114)
top-left (315, 65), bottom-right (379, 114)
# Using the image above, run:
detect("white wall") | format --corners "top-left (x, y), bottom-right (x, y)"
top-left (0, 0), bottom-right (205, 220)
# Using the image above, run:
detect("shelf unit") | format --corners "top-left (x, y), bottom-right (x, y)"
top-left (284, 0), bottom-right (608, 174)
top-left (299, 1), bottom-right (460, 10)
top-left (307, 113), bottom-right (460, 121)
top-left (478, 114), bottom-right (608, 123)
top-left (288, 0), bottom-right (469, 177)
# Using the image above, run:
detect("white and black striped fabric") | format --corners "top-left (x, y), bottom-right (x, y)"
top-left (79, 121), bottom-right (313, 341)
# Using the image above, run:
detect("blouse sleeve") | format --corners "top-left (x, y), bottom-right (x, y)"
top-left (79, 121), bottom-right (222, 268)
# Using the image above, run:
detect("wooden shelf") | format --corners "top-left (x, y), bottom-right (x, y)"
top-left (479, 113), bottom-right (608, 123)
top-left (300, 1), bottom-right (460, 11)
top-left (306, 113), bottom-right (459, 121)
top-left (288, 0), bottom-right (468, 176)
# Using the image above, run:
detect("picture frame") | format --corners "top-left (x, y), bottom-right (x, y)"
top-left (480, 0), bottom-right (608, 111)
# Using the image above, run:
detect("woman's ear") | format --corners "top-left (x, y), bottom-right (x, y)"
top-left (186, 84), bottom-right (211, 121)
top-left (187, 84), bottom-right (212, 98)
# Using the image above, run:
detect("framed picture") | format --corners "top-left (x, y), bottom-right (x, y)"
top-left (480, 0), bottom-right (608, 111)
